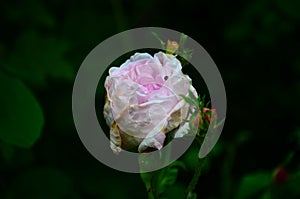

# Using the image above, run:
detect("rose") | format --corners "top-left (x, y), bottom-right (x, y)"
top-left (104, 52), bottom-right (198, 154)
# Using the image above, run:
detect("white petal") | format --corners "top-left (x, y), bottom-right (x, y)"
top-left (154, 52), bottom-right (182, 72)
top-left (138, 132), bottom-right (166, 152)
top-left (174, 122), bottom-right (190, 138)
top-left (116, 103), bottom-right (168, 138)
top-left (130, 53), bottom-right (153, 62)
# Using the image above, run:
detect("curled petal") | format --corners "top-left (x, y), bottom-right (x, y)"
top-left (110, 122), bottom-right (122, 154)
top-left (120, 130), bottom-right (142, 150)
top-left (138, 132), bottom-right (166, 152)
top-left (103, 97), bottom-right (114, 127)
top-left (154, 52), bottom-right (182, 72)
top-left (174, 122), bottom-right (190, 138)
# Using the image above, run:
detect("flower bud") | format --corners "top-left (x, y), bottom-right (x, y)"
top-left (166, 40), bottom-right (179, 54)
top-left (273, 167), bottom-right (288, 184)
top-left (203, 108), bottom-right (217, 124)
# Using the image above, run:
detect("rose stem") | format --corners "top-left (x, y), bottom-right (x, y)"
top-left (186, 157), bottom-right (206, 197)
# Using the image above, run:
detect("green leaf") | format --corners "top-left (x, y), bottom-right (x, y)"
top-left (151, 31), bottom-right (165, 49)
top-left (216, 118), bottom-right (226, 128)
top-left (205, 101), bottom-right (211, 107)
top-left (140, 161), bottom-right (185, 198)
top-left (140, 171), bottom-right (153, 195)
top-left (188, 90), bottom-right (198, 104)
top-left (179, 94), bottom-right (198, 107)
top-left (197, 95), bottom-right (201, 103)
top-left (0, 71), bottom-right (44, 147)
top-left (205, 110), bottom-right (212, 115)
top-left (201, 94), bottom-right (206, 103)
top-left (157, 167), bottom-right (179, 194)
top-left (198, 94), bottom-right (207, 110)
top-left (179, 33), bottom-right (188, 51)
top-left (235, 172), bottom-right (271, 199)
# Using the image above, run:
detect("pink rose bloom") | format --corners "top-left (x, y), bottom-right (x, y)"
top-left (104, 52), bottom-right (198, 154)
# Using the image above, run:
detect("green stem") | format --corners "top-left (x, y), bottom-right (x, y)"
top-left (140, 137), bottom-right (173, 199)
top-left (186, 157), bottom-right (205, 197)
top-left (147, 187), bottom-right (155, 199)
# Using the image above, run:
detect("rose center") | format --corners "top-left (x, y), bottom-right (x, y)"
top-left (136, 83), bottom-right (163, 104)
top-left (143, 83), bottom-right (162, 93)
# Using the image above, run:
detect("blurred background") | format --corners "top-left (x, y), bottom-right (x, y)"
top-left (0, 0), bottom-right (300, 198)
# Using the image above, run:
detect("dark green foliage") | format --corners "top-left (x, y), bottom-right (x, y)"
top-left (6, 168), bottom-right (76, 199)
top-left (235, 172), bottom-right (271, 199)
top-left (0, 71), bottom-right (44, 147)
top-left (0, 0), bottom-right (299, 198)
top-left (140, 161), bottom-right (185, 199)
top-left (4, 31), bottom-right (74, 87)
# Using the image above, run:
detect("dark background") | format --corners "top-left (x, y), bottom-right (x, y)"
top-left (0, 0), bottom-right (300, 198)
